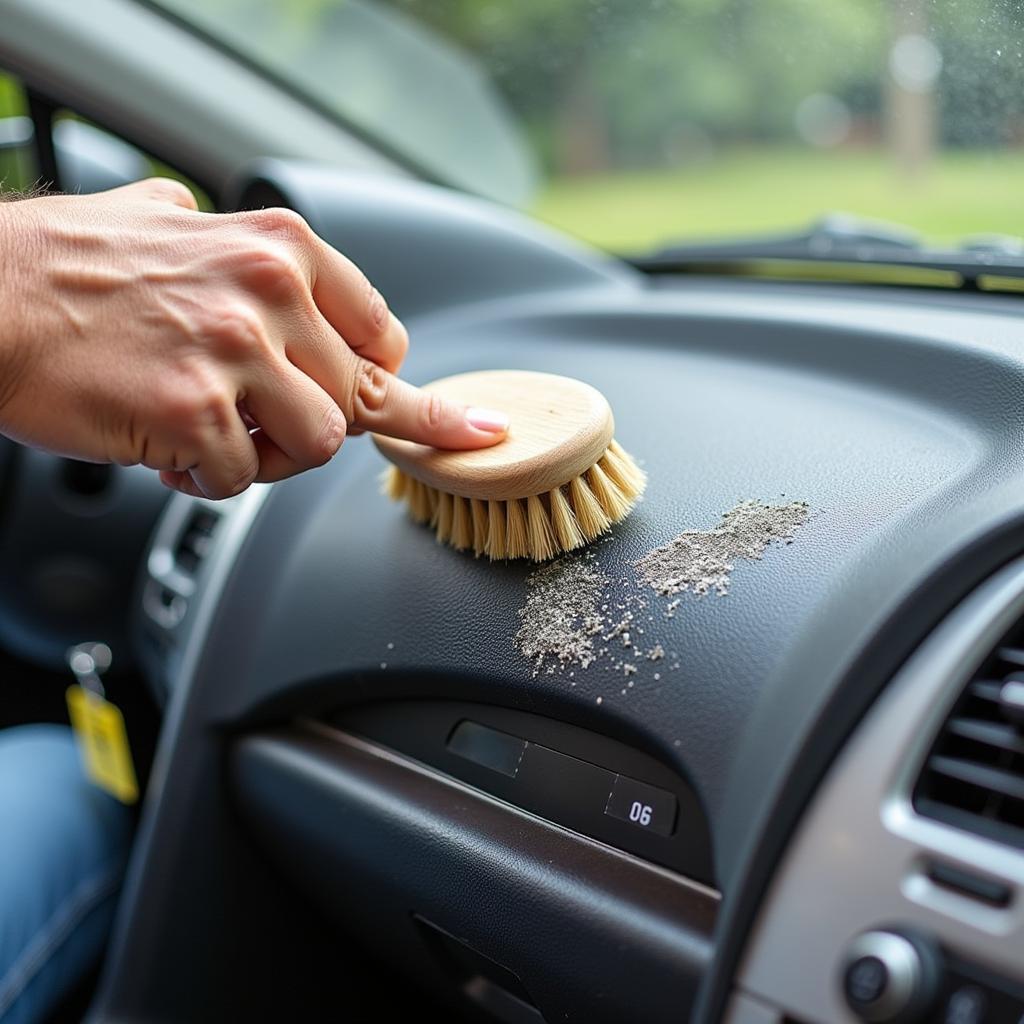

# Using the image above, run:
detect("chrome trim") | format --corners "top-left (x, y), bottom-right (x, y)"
top-left (736, 556), bottom-right (1024, 1022)
top-left (141, 487), bottom-right (268, 692)
top-left (143, 485), bottom-right (268, 800)
top-left (722, 992), bottom-right (783, 1024)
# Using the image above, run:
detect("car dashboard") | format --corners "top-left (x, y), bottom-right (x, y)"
top-left (88, 162), bottom-right (1024, 1024)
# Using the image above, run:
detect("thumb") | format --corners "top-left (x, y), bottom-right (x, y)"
top-left (103, 176), bottom-right (198, 211)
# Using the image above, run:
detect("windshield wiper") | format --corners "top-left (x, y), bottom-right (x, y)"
top-left (632, 213), bottom-right (1024, 294)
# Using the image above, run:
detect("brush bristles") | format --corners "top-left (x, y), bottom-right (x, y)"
top-left (568, 473), bottom-right (611, 536)
top-left (549, 484), bottom-right (585, 551)
top-left (451, 494), bottom-right (472, 551)
top-left (487, 499), bottom-right (506, 555)
top-left (506, 497), bottom-right (529, 559)
top-left (585, 461), bottom-right (629, 521)
top-left (526, 494), bottom-right (557, 561)
top-left (471, 499), bottom-right (489, 556)
top-left (602, 438), bottom-right (647, 494)
top-left (383, 440), bottom-right (645, 561)
top-left (435, 490), bottom-right (453, 539)
top-left (408, 478), bottom-right (432, 523)
top-left (384, 466), bottom-right (408, 502)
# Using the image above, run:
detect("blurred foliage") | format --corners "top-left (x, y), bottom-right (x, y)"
top-left (172, 0), bottom-right (1024, 175)
top-left (0, 74), bottom-right (27, 191)
top-left (377, 0), bottom-right (1024, 168)
top-left (3, 0), bottom-right (1024, 249)
top-left (369, 0), bottom-right (883, 171)
top-left (0, 74), bottom-right (24, 118)
top-left (374, 0), bottom-right (1024, 245)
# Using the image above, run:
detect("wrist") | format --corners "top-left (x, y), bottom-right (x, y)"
top-left (0, 198), bottom-right (39, 420)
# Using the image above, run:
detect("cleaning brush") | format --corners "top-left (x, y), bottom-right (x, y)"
top-left (374, 369), bottom-right (645, 561)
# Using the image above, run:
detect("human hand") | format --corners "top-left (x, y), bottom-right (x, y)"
top-left (0, 178), bottom-right (509, 498)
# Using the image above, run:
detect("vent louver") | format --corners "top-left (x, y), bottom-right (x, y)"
top-left (914, 644), bottom-right (1024, 847)
top-left (142, 505), bottom-right (222, 636)
top-left (174, 508), bottom-right (220, 576)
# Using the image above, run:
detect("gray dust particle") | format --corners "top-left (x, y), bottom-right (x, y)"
top-left (634, 500), bottom-right (810, 598)
top-left (515, 498), bottom-right (811, 694)
top-left (603, 613), bottom-right (633, 642)
top-left (516, 557), bottom-right (609, 675)
top-left (380, 662), bottom-right (387, 670)
top-left (386, 642), bottom-right (394, 650)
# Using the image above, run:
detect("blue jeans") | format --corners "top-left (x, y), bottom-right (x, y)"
top-left (0, 725), bottom-right (132, 1023)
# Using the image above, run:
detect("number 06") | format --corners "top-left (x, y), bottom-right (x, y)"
top-left (629, 801), bottom-right (653, 826)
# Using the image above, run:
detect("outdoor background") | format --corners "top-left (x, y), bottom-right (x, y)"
top-left (1, 0), bottom-right (1021, 253)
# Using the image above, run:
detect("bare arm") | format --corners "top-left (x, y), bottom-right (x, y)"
top-left (0, 178), bottom-right (508, 499)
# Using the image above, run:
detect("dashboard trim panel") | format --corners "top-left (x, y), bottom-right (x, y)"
top-left (734, 555), bottom-right (1024, 1020)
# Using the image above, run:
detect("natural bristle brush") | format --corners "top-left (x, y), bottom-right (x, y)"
top-left (373, 370), bottom-right (645, 561)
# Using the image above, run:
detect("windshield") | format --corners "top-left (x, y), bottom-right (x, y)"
top-left (153, 0), bottom-right (1024, 255)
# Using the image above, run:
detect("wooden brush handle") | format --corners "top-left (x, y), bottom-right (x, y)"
top-left (372, 370), bottom-right (615, 501)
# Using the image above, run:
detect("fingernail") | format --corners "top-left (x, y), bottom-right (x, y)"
top-left (466, 406), bottom-right (510, 433)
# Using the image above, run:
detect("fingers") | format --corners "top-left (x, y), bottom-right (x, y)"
top-left (291, 325), bottom-right (508, 449)
top-left (146, 204), bottom-right (499, 505)
top-left (249, 430), bottom-right (316, 484)
top-left (186, 404), bottom-right (259, 499)
top-left (355, 365), bottom-right (509, 448)
top-left (159, 468), bottom-right (204, 498)
top-left (310, 239), bottom-right (409, 375)
top-left (242, 363), bottom-right (347, 477)
top-left (233, 209), bottom-right (408, 373)
top-left (158, 421), bottom-right (341, 495)
top-left (105, 176), bottom-right (199, 211)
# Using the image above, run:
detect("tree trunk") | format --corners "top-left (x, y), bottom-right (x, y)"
top-left (885, 0), bottom-right (938, 181)
top-left (555, 59), bottom-right (611, 176)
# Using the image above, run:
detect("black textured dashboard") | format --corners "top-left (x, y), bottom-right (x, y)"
top-left (190, 272), bottom-right (1024, 865)
top-left (98, 163), bottom-right (1024, 1024)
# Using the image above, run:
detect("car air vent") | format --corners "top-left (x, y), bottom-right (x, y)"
top-left (914, 642), bottom-right (1024, 847)
top-left (143, 505), bottom-right (222, 630)
top-left (141, 502), bottom-right (224, 679)
top-left (136, 488), bottom-right (267, 702)
top-left (174, 508), bottom-right (220, 576)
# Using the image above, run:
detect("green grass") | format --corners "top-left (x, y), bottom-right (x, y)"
top-left (532, 147), bottom-right (1024, 254)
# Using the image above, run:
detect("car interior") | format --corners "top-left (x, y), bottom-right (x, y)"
top-left (2, 1), bottom-right (1024, 1022)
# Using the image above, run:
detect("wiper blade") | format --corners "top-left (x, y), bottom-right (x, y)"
top-left (646, 213), bottom-right (924, 260)
top-left (633, 213), bottom-right (1024, 293)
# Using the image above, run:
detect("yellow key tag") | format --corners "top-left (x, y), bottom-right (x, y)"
top-left (66, 685), bottom-right (139, 804)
